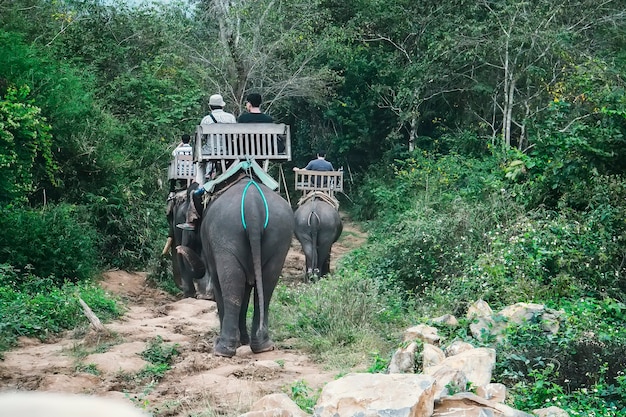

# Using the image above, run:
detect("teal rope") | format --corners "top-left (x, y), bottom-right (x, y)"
top-left (241, 179), bottom-right (270, 230)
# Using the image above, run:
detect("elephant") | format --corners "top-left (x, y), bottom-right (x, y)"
top-left (179, 175), bottom-right (294, 357)
top-left (163, 183), bottom-right (212, 299)
top-left (294, 196), bottom-right (343, 280)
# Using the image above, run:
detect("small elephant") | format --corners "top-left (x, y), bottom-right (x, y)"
top-left (179, 176), bottom-right (294, 357)
top-left (294, 197), bottom-right (343, 280)
top-left (163, 184), bottom-right (212, 299)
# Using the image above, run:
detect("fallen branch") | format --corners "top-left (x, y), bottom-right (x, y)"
top-left (78, 297), bottom-right (108, 333)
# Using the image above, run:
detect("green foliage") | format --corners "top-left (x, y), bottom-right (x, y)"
top-left (85, 189), bottom-right (168, 270)
top-left (366, 351), bottom-right (390, 374)
top-left (137, 335), bottom-right (180, 381)
top-left (509, 364), bottom-right (626, 416)
top-left (352, 151), bottom-right (502, 221)
top-left (0, 264), bottom-right (121, 354)
top-left (146, 254), bottom-right (183, 296)
top-left (346, 152), bottom-right (514, 307)
top-left (75, 363), bottom-right (100, 375)
top-left (272, 270), bottom-right (412, 366)
top-left (464, 204), bottom-right (626, 304)
top-left (0, 84), bottom-right (58, 204)
top-left (514, 58), bottom-right (626, 209)
top-left (287, 380), bottom-right (319, 413)
top-left (103, 58), bottom-right (203, 136)
top-left (141, 335), bottom-right (180, 366)
top-left (0, 30), bottom-right (104, 202)
top-left (0, 203), bottom-right (99, 283)
top-left (453, 297), bottom-right (626, 412)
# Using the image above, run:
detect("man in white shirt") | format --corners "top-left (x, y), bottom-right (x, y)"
top-left (172, 133), bottom-right (193, 156)
top-left (200, 94), bottom-right (236, 124)
top-left (168, 134), bottom-right (194, 199)
top-left (178, 94), bottom-right (236, 231)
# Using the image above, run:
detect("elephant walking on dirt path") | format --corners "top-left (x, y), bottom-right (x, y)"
top-left (163, 184), bottom-right (212, 299)
top-left (180, 176), bottom-right (294, 357)
top-left (294, 196), bottom-right (343, 280)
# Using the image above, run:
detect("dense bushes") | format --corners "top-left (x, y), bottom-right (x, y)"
top-left (331, 143), bottom-right (626, 413)
top-left (0, 203), bottom-right (99, 283)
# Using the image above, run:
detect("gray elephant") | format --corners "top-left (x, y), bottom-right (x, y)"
top-left (294, 197), bottom-right (343, 280)
top-left (179, 176), bottom-right (294, 357)
top-left (163, 184), bottom-right (212, 299)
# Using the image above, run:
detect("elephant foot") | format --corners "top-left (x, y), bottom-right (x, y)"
top-left (197, 291), bottom-right (215, 301)
top-left (250, 339), bottom-right (275, 354)
top-left (240, 333), bottom-right (250, 346)
top-left (214, 341), bottom-right (237, 358)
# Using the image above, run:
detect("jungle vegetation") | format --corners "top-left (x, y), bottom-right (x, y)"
top-left (1, 0), bottom-right (625, 414)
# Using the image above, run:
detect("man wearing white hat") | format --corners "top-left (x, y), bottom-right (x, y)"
top-left (197, 93), bottom-right (236, 180)
top-left (178, 94), bottom-right (237, 231)
top-left (200, 94), bottom-right (237, 124)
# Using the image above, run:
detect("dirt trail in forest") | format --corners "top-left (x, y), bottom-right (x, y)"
top-left (0, 213), bottom-right (367, 417)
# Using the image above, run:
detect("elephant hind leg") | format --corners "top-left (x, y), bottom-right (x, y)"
top-left (239, 285), bottom-right (252, 346)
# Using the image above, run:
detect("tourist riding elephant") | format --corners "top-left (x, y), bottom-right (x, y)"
top-left (294, 197), bottom-right (343, 280)
top-left (163, 183), bottom-right (212, 299)
top-left (179, 176), bottom-right (294, 357)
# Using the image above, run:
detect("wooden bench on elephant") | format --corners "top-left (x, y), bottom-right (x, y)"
top-left (168, 148), bottom-right (196, 188)
top-left (294, 169), bottom-right (344, 200)
top-left (194, 123), bottom-right (291, 173)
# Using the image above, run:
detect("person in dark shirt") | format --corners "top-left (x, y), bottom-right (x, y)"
top-left (238, 92), bottom-right (286, 154)
top-left (294, 150), bottom-right (334, 172)
top-left (237, 93), bottom-right (273, 123)
top-left (293, 150), bottom-right (335, 187)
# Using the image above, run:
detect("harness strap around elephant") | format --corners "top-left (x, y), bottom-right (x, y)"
top-left (297, 190), bottom-right (339, 210)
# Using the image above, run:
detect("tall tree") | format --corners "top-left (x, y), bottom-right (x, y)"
top-left (190, 0), bottom-right (338, 117)
top-left (342, 0), bottom-right (626, 157)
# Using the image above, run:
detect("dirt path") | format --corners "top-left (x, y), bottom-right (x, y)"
top-left (0, 213), bottom-right (367, 417)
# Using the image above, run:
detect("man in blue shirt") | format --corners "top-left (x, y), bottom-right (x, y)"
top-left (294, 150), bottom-right (334, 172)
top-left (293, 150), bottom-right (335, 188)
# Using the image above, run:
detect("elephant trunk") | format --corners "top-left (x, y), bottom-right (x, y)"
top-left (161, 237), bottom-right (173, 256)
top-left (176, 245), bottom-right (206, 279)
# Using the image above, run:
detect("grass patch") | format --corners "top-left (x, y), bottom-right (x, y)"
top-left (272, 270), bottom-right (414, 370)
top-left (0, 266), bottom-right (122, 356)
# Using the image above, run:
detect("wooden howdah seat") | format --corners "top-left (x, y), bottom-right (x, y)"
top-left (195, 123), bottom-right (291, 173)
top-left (168, 147), bottom-right (196, 188)
top-left (295, 169), bottom-right (344, 201)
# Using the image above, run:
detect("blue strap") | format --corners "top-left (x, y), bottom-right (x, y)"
top-left (241, 179), bottom-right (269, 230)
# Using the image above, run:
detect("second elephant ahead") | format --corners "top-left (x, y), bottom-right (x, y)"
top-left (294, 196), bottom-right (343, 280)
top-left (163, 185), bottom-right (212, 299)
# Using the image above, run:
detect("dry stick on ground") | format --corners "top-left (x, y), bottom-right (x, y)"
top-left (78, 297), bottom-right (108, 333)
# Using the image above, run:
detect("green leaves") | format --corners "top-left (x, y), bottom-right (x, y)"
top-left (0, 85), bottom-right (57, 204)
top-left (0, 203), bottom-right (99, 283)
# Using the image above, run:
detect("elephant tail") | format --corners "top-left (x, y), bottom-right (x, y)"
top-left (247, 223), bottom-right (266, 336)
top-left (307, 211), bottom-right (321, 272)
top-left (176, 245), bottom-right (206, 279)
